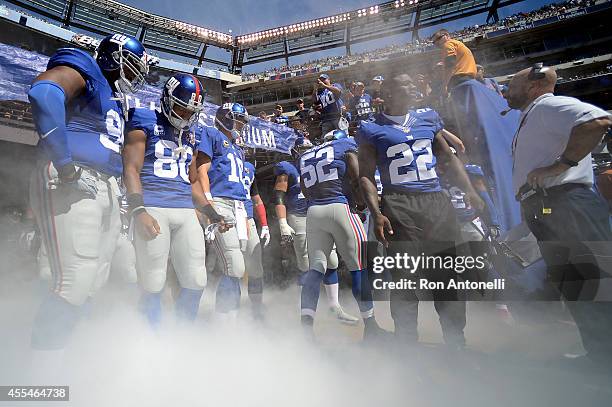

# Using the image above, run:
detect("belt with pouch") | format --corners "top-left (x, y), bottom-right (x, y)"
top-left (516, 183), bottom-right (588, 203)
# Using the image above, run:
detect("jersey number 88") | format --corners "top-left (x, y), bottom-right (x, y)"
top-left (153, 140), bottom-right (192, 182)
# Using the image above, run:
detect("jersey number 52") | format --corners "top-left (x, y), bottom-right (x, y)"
top-left (300, 146), bottom-right (338, 188)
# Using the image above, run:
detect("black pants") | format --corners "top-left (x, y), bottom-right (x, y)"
top-left (522, 184), bottom-right (612, 361)
top-left (382, 190), bottom-right (466, 346)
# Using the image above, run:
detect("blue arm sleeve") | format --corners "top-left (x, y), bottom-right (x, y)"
top-left (28, 80), bottom-right (72, 167)
top-left (478, 190), bottom-right (500, 227)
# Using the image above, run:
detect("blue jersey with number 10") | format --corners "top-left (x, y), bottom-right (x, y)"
top-left (198, 126), bottom-right (247, 201)
top-left (357, 109), bottom-right (443, 193)
top-left (299, 137), bottom-right (357, 206)
top-left (243, 161), bottom-right (256, 218)
top-left (126, 108), bottom-right (200, 208)
top-left (46, 48), bottom-right (125, 176)
top-left (316, 83), bottom-right (343, 119)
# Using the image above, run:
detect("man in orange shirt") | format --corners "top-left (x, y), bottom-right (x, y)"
top-left (431, 29), bottom-right (477, 94)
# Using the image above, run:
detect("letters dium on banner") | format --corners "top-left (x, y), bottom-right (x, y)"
top-left (0, 42), bottom-right (296, 153)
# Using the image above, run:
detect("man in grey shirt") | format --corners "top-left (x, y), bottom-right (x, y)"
top-left (505, 63), bottom-right (612, 366)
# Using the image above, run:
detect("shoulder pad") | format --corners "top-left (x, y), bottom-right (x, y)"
top-left (48, 48), bottom-right (103, 84)
top-left (126, 107), bottom-right (156, 131)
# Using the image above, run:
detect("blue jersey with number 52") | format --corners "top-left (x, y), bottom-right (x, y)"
top-left (356, 109), bottom-right (443, 193)
top-left (46, 48), bottom-right (126, 177)
top-left (299, 137), bottom-right (357, 206)
top-left (198, 126), bottom-right (247, 201)
top-left (126, 108), bottom-right (200, 208)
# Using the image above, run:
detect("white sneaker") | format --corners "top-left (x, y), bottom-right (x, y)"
top-left (330, 305), bottom-right (359, 325)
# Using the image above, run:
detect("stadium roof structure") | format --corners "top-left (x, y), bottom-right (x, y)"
top-left (232, 0), bottom-right (525, 70)
top-left (4, 0), bottom-right (233, 67)
top-left (3, 0), bottom-right (527, 71)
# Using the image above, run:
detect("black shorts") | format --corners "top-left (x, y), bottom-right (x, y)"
top-left (381, 190), bottom-right (458, 243)
top-left (380, 190), bottom-right (463, 302)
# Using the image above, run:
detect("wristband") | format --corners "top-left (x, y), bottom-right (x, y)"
top-left (254, 203), bottom-right (268, 227)
top-left (557, 154), bottom-right (579, 167)
top-left (197, 204), bottom-right (223, 223)
top-left (58, 166), bottom-right (82, 183)
top-left (273, 189), bottom-right (286, 206)
top-left (127, 193), bottom-right (145, 210)
top-left (205, 192), bottom-right (213, 201)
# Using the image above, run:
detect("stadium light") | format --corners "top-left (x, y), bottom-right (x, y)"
top-left (236, 0), bottom-right (418, 46)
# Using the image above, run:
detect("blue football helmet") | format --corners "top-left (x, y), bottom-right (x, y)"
top-left (161, 73), bottom-right (204, 130)
top-left (323, 129), bottom-right (348, 142)
top-left (95, 34), bottom-right (149, 94)
top-left (215, 103), bottom-right (250, 139)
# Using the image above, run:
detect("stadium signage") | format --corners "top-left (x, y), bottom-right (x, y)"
top-left (196, 106), bottom-right (297, 153)
top-left (70, 34), bottom-right (101, 49)
top-left (557, 9), bottom-right (586, 20)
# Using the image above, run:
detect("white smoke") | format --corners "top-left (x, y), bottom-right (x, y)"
top-left (1, 243), bottom-right (611, 407)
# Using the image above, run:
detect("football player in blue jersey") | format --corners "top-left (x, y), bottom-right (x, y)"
top-left (122, 73), bottom-right (207, 328)
top-left (273, 148), bottom-right (359, 325)
top-left (313, 73), bottom-right (344, 135)
top-left (298, 129), bottom-right (382, 339)
top-left (195, 103), bottom-right (251, 319)
top-left (357, 74), bottom-right (484, 349)
top-left (242, 161), bottom-right (270, 319)
top-left (27, 33), bottom-right (148, 350)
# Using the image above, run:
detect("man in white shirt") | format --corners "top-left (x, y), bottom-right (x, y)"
top-left (505, 63), bottom-right (612, 365)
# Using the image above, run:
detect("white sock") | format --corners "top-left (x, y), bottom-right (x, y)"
top-left (324, 283), bottom-right (340, 309)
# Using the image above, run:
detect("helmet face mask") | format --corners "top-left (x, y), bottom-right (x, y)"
top-left (113, 48), bottom-right (148, 94)
top-left (161, 74), bottom-right (204, 131)
top-left (95, 34), bottom-right (149, 94)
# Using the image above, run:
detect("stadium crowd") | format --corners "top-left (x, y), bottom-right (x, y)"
top-left (240, 0), bottom-right (604, 82)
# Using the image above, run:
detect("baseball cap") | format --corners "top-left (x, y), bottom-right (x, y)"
top-left (319, 73), bottom-right (330, 80)
top-left (372, 75), bottom-right (384, 82)
top-left (297, 98), bottom-right (304, 103)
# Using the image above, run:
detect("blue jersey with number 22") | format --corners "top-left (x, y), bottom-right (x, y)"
top-left (357, 109), bottom-right (443, 193)
top-left (126, 108), bottom-right (200, 208)
top-left (299, 137), bottom-right (357, 206)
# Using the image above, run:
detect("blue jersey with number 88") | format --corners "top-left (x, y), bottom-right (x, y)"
top-left (126, 107), bottom-right (200, 208)
top-left (46, 48), bottom-right (126, 176)
top-left (356, 109), bottom-right (443, 193)
top-left (299, 137), bottom-right (357, 206)
top-left (198, 126), bottom-right (247, 201)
